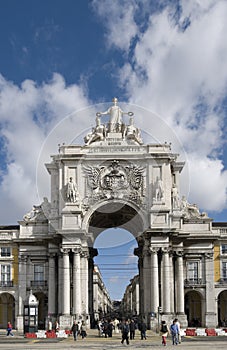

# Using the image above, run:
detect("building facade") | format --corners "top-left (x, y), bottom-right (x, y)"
top-left (0, 98), bottom-right (227, 331)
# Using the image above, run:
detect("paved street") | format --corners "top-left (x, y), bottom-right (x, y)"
top-left (0, 330), bottom-right (227, 349)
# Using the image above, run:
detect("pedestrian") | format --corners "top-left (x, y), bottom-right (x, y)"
top-left (6, 321), bottom-right (14, 336)
top-left (170, 319), bottom-right (179, 345)
top-left (129, 319), bottom-right (136, 340)
top-left (121, 320), bottom-right (130, 345)
top-left (174, 318), bottom-right (181, 344)
top-left (71, 320), bottom-right (79, 341)
top-left (48, 319), bottom-right (52, 332)
top-left (160, 320), bottom-right (169, 346)
top-left (80, 320), bottom-right (87, 339)
top-left (54, 320), bottom-right (59, 332)
top-left (140, 321), bottom-right (147, 340)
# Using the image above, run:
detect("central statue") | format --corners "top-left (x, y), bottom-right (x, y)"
top-left (97, 97), bottom-right (133, 133)
top-left (84, 98), bottom-right (143, 145)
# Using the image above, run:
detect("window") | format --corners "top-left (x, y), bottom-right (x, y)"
top-left (34, 265), bottom-right (44, 282)
top-left (221, 245), bottom-right (227, 254)
top-left (0, 247), bottom-right (11, 257)
top-left (187, 261), bottom-right (198, 281)
top-left (222, 261), bottom-right (227, 280)
top-left (1, 265), bottom-right (11, 284)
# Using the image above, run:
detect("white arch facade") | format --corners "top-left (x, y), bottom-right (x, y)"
top-left (15, 100), bottom-right (224, 330)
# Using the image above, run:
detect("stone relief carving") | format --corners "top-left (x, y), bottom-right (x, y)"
top-left (23, 197), bottom-right (51, 222)
top-left (83, 160), bottom-right (144, 205)
top-left (84, 98), bottom-right (143, 146)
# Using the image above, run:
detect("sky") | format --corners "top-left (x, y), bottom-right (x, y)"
top-left (0, 0), bottom-right (227, 299)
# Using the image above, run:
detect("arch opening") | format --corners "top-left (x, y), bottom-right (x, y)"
top-left (93, 228), bottom-right (139, 321)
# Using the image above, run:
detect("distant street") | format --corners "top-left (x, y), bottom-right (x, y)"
top-left (1, 330), bottom-right (227, 349)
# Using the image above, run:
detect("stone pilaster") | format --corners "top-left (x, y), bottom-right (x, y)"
top-left (205, 253), bottom-right (217, 327)
top-left (48, 254), bottom-right (56, 315)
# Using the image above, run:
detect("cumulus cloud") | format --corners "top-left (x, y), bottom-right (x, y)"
top-left (93, 0), bottom-right (227, 213)
top-left (0, 73), bottom-right (90, 223)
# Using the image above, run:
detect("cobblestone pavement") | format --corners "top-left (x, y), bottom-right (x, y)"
top-left (0, 330), bottom-right (227, 349)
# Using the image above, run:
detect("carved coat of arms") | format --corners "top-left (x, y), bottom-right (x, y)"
top-left (83, 160), bottom-right (144, 204)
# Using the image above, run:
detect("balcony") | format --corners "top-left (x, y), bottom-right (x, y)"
top-left (184, 278), bottom-right (204, 287)
top-left (30, 280), bottom-right (48, 290)
top-left (0, 280), bottom-right (14, 288)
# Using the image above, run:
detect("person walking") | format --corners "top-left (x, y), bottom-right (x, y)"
top-left (71, 320), bottom-right (79, 341)
top-left (170, 319), bottom-right (179, 345)
top-left (80, 320), bottom-right (87, 339)
top-left (129, 319), bottom-right (136, 340)
top-left (6, 321), bottom-right (14, 336)
top-left (174, 318), bottom-right (181, 344)
top-left (160, 320), bottom-right (169, 346)
top-left (140, 321), bottom-right (147, 340)
top-left (121, 320), bottom-right (130, 345)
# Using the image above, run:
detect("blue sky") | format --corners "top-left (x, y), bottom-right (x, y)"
top-left (1, 0), bottom-right (227, 299)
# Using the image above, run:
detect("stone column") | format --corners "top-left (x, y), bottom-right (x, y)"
top-left (61, 248), bottom-right (71, 315)
top-left (150, 247), bottom-right (159, 313)
top-left (162, 248), bottom-right (171, 313)
top-left (48, 254), bottom-right (56, 316)
top-left (143, 247), bottom-right (151, 317)
top-left (81, 251), bottom-right (89, 316)
top-left (205, 253), bottom-right (217, 327)
top-left (58, 253), bottom-right (63, 315)
top-left (175, 251), bottom-right (184, 314)
top-left (73, 248), bottom-right (81, 317)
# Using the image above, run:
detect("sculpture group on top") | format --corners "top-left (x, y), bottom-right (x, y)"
top-left (84, 98), bottom-right (143, 145)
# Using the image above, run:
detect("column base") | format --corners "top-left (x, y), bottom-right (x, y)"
top-left (59, 315), bottom-right (73, 330)
top-left (205, 312), bottom-right (217, 328)
top-left (16, 316), bottom-right (24, 332)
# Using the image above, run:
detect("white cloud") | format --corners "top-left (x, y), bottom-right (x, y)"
top-left (0, 73), bottom-right (89, 224)
top-left (93, 0), bottom-right (227, 213)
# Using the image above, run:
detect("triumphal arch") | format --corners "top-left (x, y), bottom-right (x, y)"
top-left (18, 98), bottom-right (218, 330)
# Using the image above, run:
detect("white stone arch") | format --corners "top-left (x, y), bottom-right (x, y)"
top-left (0, 292), bottom-right (15, 328)
top-left (185, 289), bottom-right (204, 327)
top-left (82, 198), bottom-right (148, 241)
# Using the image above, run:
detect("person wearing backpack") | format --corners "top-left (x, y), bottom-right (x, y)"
top-left (160, 320), bottom-right (169, 346)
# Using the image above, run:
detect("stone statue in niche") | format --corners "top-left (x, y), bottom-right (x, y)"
top-left (66, 177), bottom-right (79, 203)
top-left (172, 184), bottom-right (180, 209)
top-left (154, 177), bottom-right (164, 201)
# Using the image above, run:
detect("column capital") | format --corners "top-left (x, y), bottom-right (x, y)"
top-left (60, 247), bottom-right (71, 255)
top-left (175, 250), bottom-right (184, 257)
top-left (19, 255), bottom-right (27, 263)
top-left (72, 247), bottom-right (81, 255)
top-left (48, 253), bottom-right (56, 259)
top-left (150, 246), bottom-right (159, 254)
top-left (205, 252), bottom-right (213, 259)
top-left (162, 247), bottom-right (170, 254)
